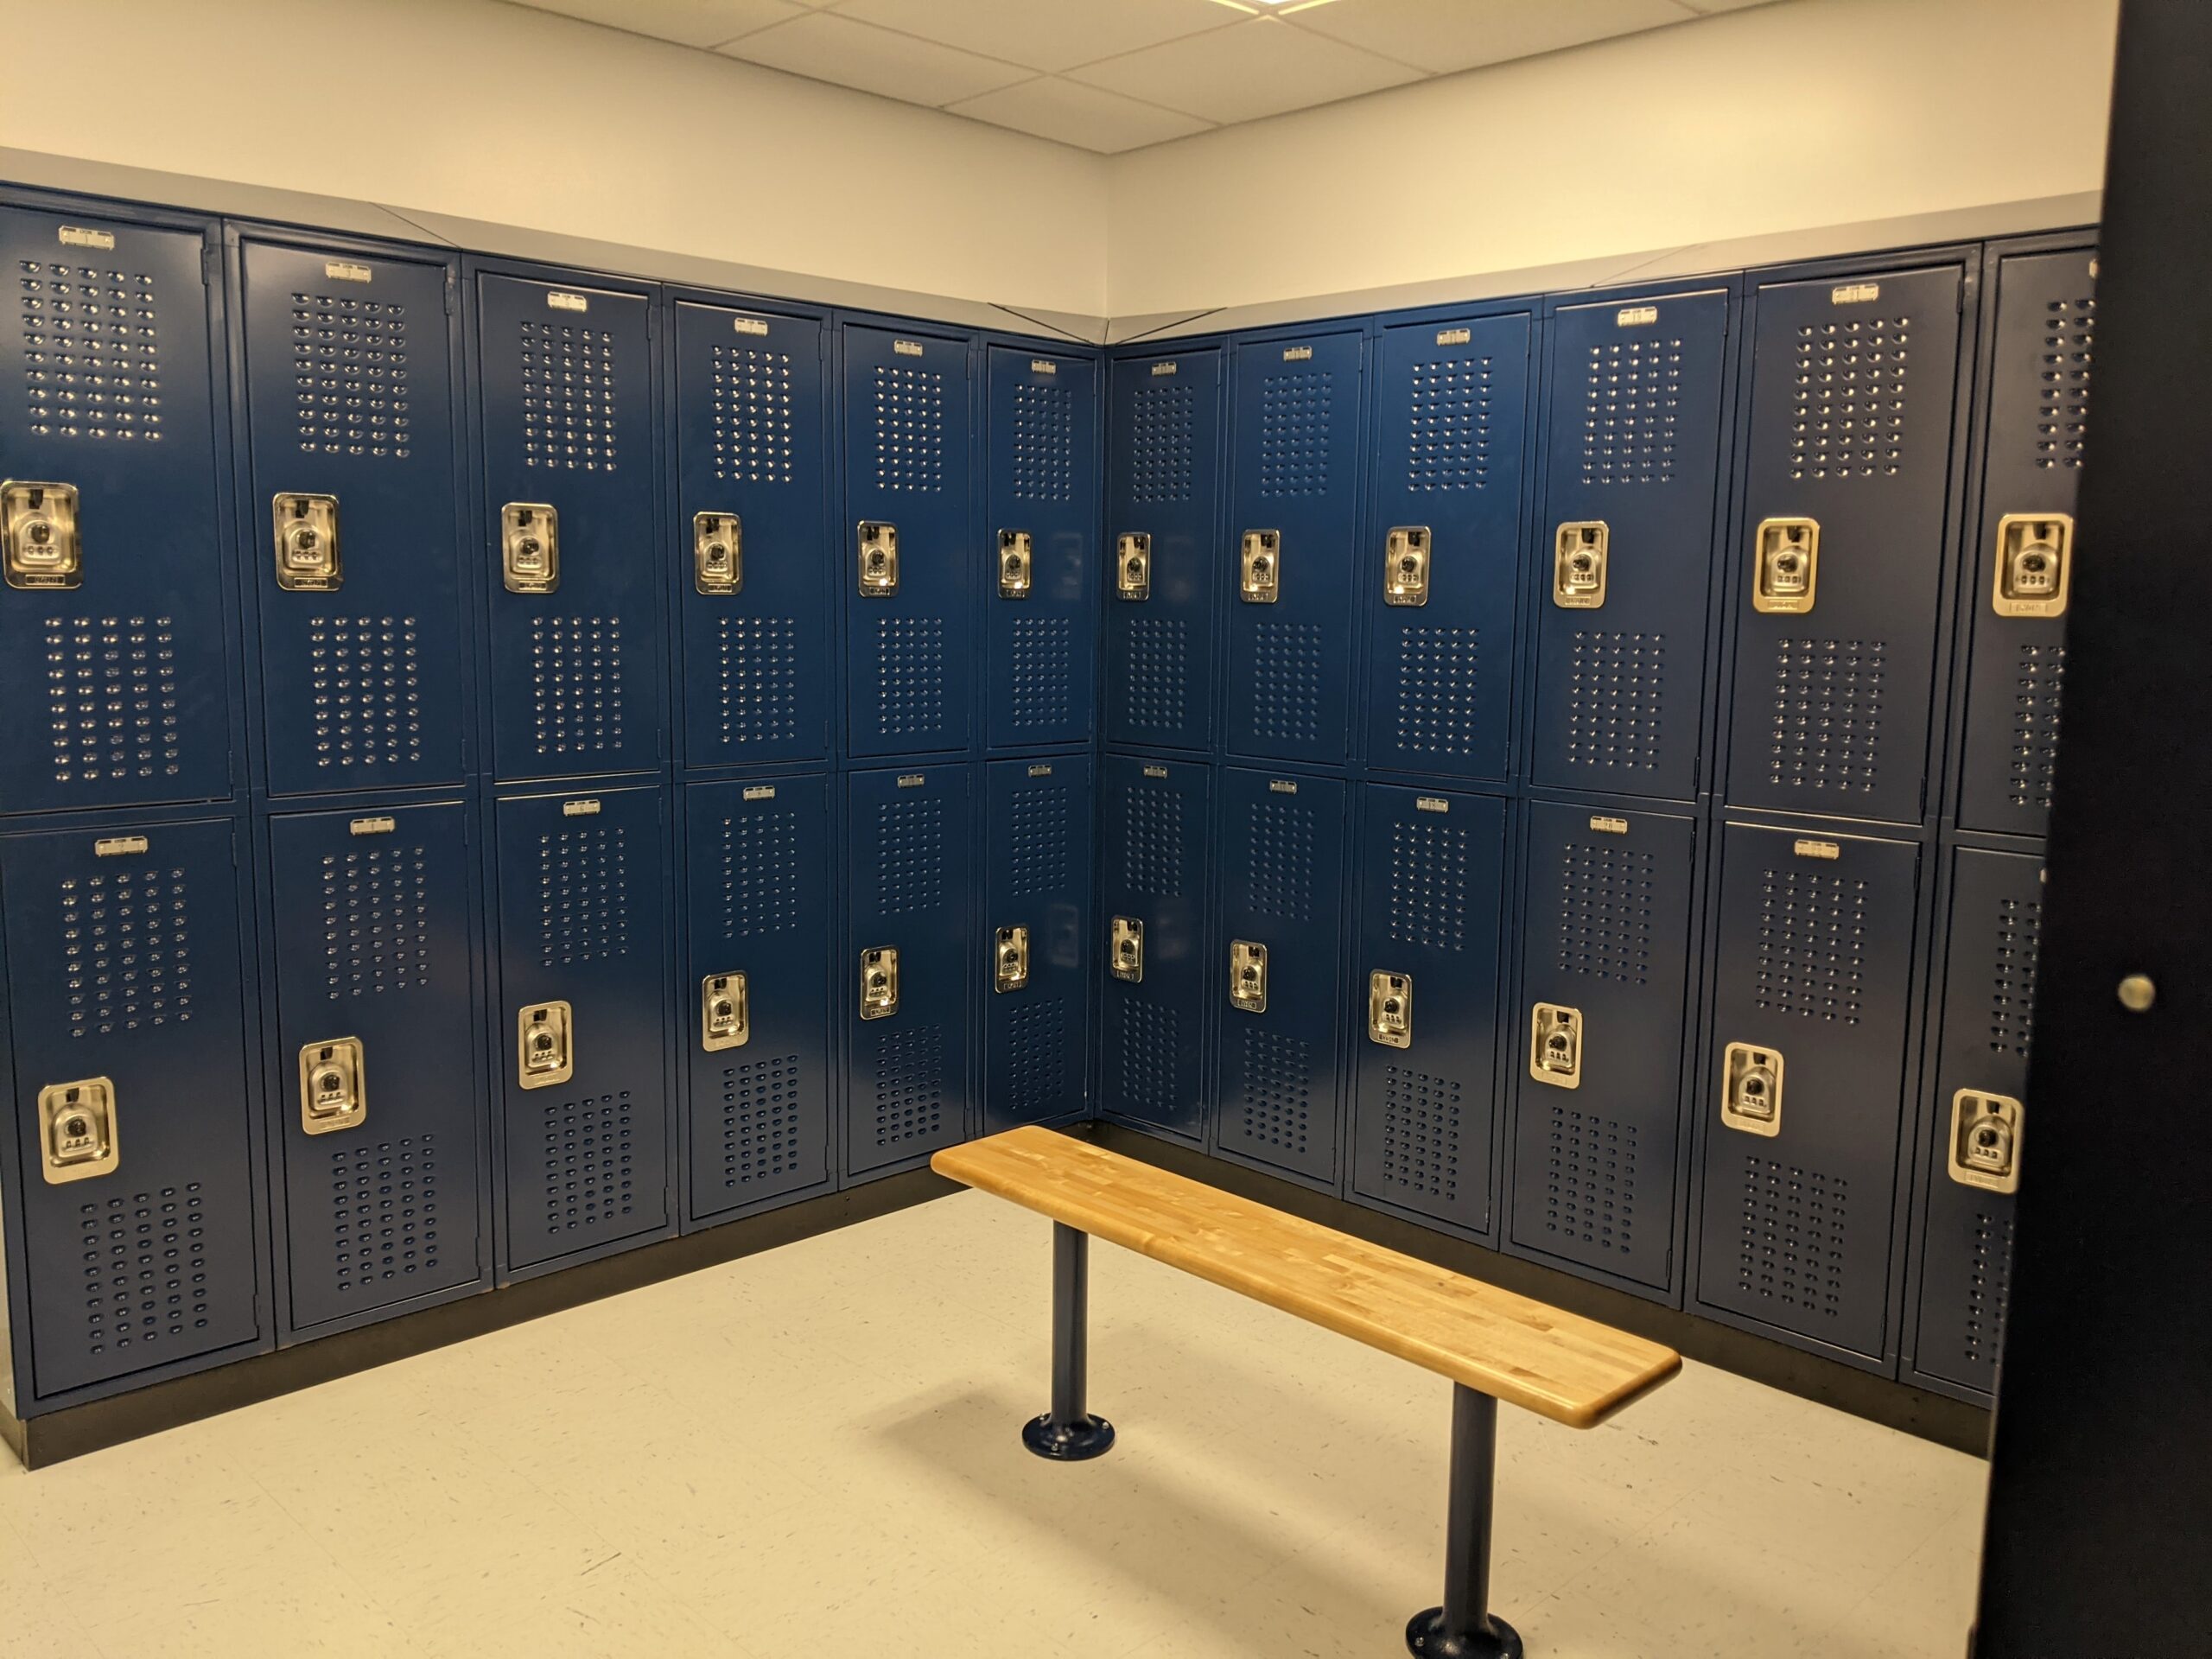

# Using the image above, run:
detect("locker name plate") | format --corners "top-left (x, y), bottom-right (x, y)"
top-left (702, 973), bottom-right (750, 1051)
top-left (1240, 530), bottom-right (1281, 603)
top-left (858, 522), bottom-right (899, 595)
top-left (1554, 522), bottom-right (1609, 609)
top-left (1992, 512), bottom-right (2072, 618)
top-left (1530, 1004), bottom-right (1583, 1088)
top-left (1720, 1041), bottom-right (1783, 1136)
top-left (998, 530), bottom-right (1033, 598)
top-left (1948, 1090), bottom-right (2022, 1194)
top-left (518, 1001), bottom-right (575, 1089)
top-left (1109, 916), bottom-right (1144, 982)
top-left (1116, 532), bottom-right (1151, 600)
top-left (1229, 940), bottom-right (1268, 1014)
top-left (502, 503), bottom-right (559, 594)
top-left (1752, 518), bottom-right (1818, 613)
top-left (2, 480), bottom-right (82, 590)
top-left (1367, 971), bottom-right (1413, 1048)
top-left (1383, 526), bottom-right (1430, 607)
top-left (694, 511), bottom-right (742, 594)
top-left (861, 948), bottom-right (899, 1019)
top-left (273, 493), bottom-right (342, 591)
top-left (994, 926), bottom-right (1031, 993)
top-left (38, 1077), bottom-right (118, 1184)
top-left (299, 1037), bottom-right (367, 1135)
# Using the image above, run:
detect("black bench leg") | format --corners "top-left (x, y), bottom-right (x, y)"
top-left (1022, 1221), bottom-right (1116, 1461)
top-left (1406, 1384), bottom-right (1523, 1657)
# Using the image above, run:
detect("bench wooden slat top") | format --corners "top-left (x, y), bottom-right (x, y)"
top-left (932, 1127), bottom-right (1681, 1428)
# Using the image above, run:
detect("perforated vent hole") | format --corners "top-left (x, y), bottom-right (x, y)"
top-left (1376, 1065), bottom-right (1462, 1200)
top-left (1005, 996), bottom-right (1069, 1120)
top-left (1554, 840), bottom-right (1656, 985)
top-left (1755, 868), bottom-right (1866, 1022)
top-left (874, 617), bottom-right (945, 737)
top-left (874, 797), bottom-right (945, 915)
top-left (308, 615), bottom-right (423, 771)
top-left (1407, 357), bottom-right (1492, 492)
top-left (718, 806), bottom-right (800, 938)
top-left (1258, 372), bottom-right (1332, 498)
top-left (520, 320), bottom-right (618, 470)
top-left (1564, 630), bottom-right (1666, 772)
top-left (1114, 999), bottom-right (1179, 1116)
top-left (1789, 315), bottom-right (1910, 480)
top-left (872, 1024), bottom-right (946, 1148)
top-left (321, 842), bottom-right (431, 999)
top-left (1007, 781), bottom-right (1069, 897)
top-left (712, 343), bottom-right (795, 484)
top-left (721, 1052), bottom-right (804, 1192)
top-left (1581, 337), bottom-right (1681, 486)
top-left (1986, 893), bottom-right (2044, 1058)
top-left (2036, 293), bottom-right (2094, 470)
top-left (1388, 819), bottom-right (1470, 953)
top-left (61, 864), bottom-right (194, 1038)
top-left (1013, 382), bottom-right (1075, 501)
top-left (78, 1183), bottom-right (207, 1356)
top-left (1124, 617), bottom-right (1189, 735)
top-left (1249, 621), bottom-right (1322, 746)
top-left (714, 615), bottom-right (799, 748)
top-left (1119, 779), bottom-right (1184, 899)
top-left (21, 261), bottom-right (163, 442)
top-left (1768, 638), bottom-right (1887, 796)
top-left (1543, 1104), bottom-right (1639, 1255)
top-left (1394, 626), bottom-right (1482, 757)
top-left (1243, 798), bottom-right (1314, 923)
top-left (294, 291), bottom-right (410, 458)
top-left (531, 615), bottom-right (626, 760)
top-left (1128, 384), bottom-right (1193, 504)
top-left (1236, 1027), bottom-right (1313, 1158)
top-left (1962, 1211), bottom-right (2016, 1369)
top-left (1010, 616), bottom-right (1072, 731)
top-left (330, 1135), bottom-right (439, 1291)
top-left (1736, 1156), bottom-right (1850, 1318)
top-left (540, 1091), bottom-right (635, 1236)
top-left (2009, 643), bottom-right (2065, 810)
top-left (536, 823), bottom-right (631, 968)
top-left (873, 364), bottom-right (944, 492)
top-left (44, 615), bottom-right (181, 785)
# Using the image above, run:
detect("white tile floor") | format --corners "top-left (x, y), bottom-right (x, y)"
top-left (0, 1192), bottom-right (1990, 1657)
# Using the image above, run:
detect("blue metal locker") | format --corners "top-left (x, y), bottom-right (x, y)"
top-left (239, 237), bottom-right (467, 797)
top-left (842, 324), bottom-right (976, 758)
top-left (1096, 753), bottom-right (1211, 1139)
top-left (0, 816), bottom-right (263, 1402)
top-left (1507, 799), bottom-right (1699, 1289)
top-left (1349, 783), bottom-right (1507, 1234)
top-left (846, 764), bottom-right (974, 1175)
top-left (1955, 245), bottom-right (2096, 837)
top-left (475, 270), bottom-right (664, 782)
top-left (672, 299), bottom-right (832, 769)
top-left (265, 798), bottom-right (485, 1331)
top-left (986, 347), bottom-right (1096, 750)
top-left (1695, 820), bottom-right (1922, 1360)
top-left (1224, 329), bottom-right (1363, 765)
top-left (0, 202), bottom-right (234, 816)
top-left (982, 754), bottom-right (1093, 1130)
top-left (1213, 766), bottom-right (1347, 1184)
top-left (1365, 314), bottom-right (1530, 781)
top-left (681, 773), bottom-right (832, 1225)
top-left (1532, 290), bottom-right (1732, 800)
top-left (1104, 350), bottom-right (1222, 753)
top-left (1725, 264), bottom-right (1966, 825)
top-left (493, 783), bottom-right (672, 1272)
top-left (1910, 845), bottom-right (2040, 1397)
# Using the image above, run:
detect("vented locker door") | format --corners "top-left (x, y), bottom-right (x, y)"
top-left (1097, 754), bottom-right (1211, 1137)
top-left (0, 206), bottom-right (232, 815)
top-left (1508, 801), bottom-right (1699, 1288)
top-left (986, 348), bottom-right (1096, 750)
top-left (476, 273), bottom-right (662, 782)
top-left (1725, 267), bottom-right (1965, 825)
top-left (1224, 330), bottom-right (1363, 765)
top-left (0, 817), bottom-right (262, 1399)
top-left (846, 764), bottom-right (973, 1174)
top-left (267, 799), bottom-right (483, 1329)
top-left (1695, 821), bottom-right (1921, 1358)
top-left (672, 301), bottom-right (831, 768)
top-left (241, 239), bottom-right (465, 795)
top-left (1105, 350), bottom-right (1221, 753)
top-left (1349, 784), bottom-right (1507, 1234)
top-left (1910, 846), bottom-right (2040, 1395)
top-left (843, 325), bottom-right (976, 758)
top-left (493, 783), bottom-right (671, 1270)
top-left (1532, 291), bottom-right (1732, 800)
top-left (1365, 315), bottom-right (1530, 781)
top-left (1213, 766), bottom-right (1347, 1183)
top-left (682, 774), bottom-right (831, 1225)
top-left (982, 755), bottom-right (1093, 1129)
top-left (1955, 247), bottom-right (2095, 836)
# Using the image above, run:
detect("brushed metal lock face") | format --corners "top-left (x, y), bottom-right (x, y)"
top-left (502, 502), bottom-right (559, 594)
top-left (37, 1077), bottom-right (118, 1184)
top-left (1367, 970), bottom-right (1413, 1047)
top-left (1239, 530), bottom-right (1281, 603)
top-left (997, 530), bottom-right (1033, 598)
top-left (1116, 532), bottom-right (1151, 600)
top-left (1720, 1041), bottom-right (1783, 1136)
top-left (299, 1037), bottom-right (367, 1135)
top-left (858, 521), bottom-right (899, 595)
top-left (1553, 522), bottom-right (1608, 609)
top-left (273, 493), bottom-right (342, 591)
top-left (694, 511), bottom-right (742, 595)
top-left (1752, 518), bottom-right (1818, 614)
top-left (994, 925), bottom-right (1030, 993)
top-left (3, 480), bottom-right (81, 590)
top-left (702, 972), bottom-right (749, 1051)
top-left (860, 947), bottom-right (899, 1019)
top-left (1229, 940), bottom-right (1268, 1013)
top-left (1529, 1003), bottom-right (1583, 1088)
top-left (1382, 526), bottom-right (1430, 607)
top-left (1993, 512), bottom-right (2072, 619)
top-left (1109, 916), bottom-right (1144, 982)
top-left (1949, 1090), bottom-right (2023, 1194)
top-left (517, 1001), bottom-right (574, 1089)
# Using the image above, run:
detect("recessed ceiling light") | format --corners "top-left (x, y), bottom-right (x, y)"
top-left (1210, 0), bottom-right (1342, 14)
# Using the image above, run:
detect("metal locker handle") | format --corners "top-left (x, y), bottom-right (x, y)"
top-left (1229, 940), bottom-right (1268, 1014)
top-left (273, 493), bottom-right (342, 591)
top-left (1529, 1004), bottom-right (1583, 1088)
top-left (1109, 916), bottom-right (1144, 982)
top-left (1948, 1090), bottom-right (2024, 1194)
top-left (1719, 1041), bottom-right (1783, 1136)
top-left (1239, 530), bottom-right (1281, 603)
top-left (702, 972), bottom-right (750, 1051)
top-left (998, 531), bottom-right (1033, 599)
top-left (2, 480), bottom-right (83, 591)
top-left (861, 947), bottom-right (900, 1019)
top-left (1116, 532), bottom-right (1151, 601)
top-left (517, 1001), bottom-right (575, 1089)
top-left (994, 925), bottom-right (1031, 993)
top-left (502, 503), bottom-right (560, 594)
top-left (299, 1037), bottom-right (368, 1135)
top-left (1751, 518), bottom-right (1818, 614)
top-left (1992, 512), bottom-right (2073, 619)
top-left (694, 511), bottom-right (742, 595)
top-left (1553, 522), bottom-right (1608, 610)
top-left (36, 1077), bottom-right (118, 1184)
top-left (1382, 527), bottom-right (1430, 607)
top-left (858, 522), bottom-right (899, 595)
top-left (1368, 971), bottom-right (1414, 1046)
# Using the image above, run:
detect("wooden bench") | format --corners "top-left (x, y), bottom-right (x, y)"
top-left (932, 1127), bottom-right (1681, 1659)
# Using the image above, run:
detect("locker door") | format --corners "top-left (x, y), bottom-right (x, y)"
top-left (1349, 784), bottom-right (1507, 1234)
top-left (476, 272), bottom-right (663, 781)
top-left (847, 765), bottom-right (973, 1174)
top-left (242, 239), bottom-right (466, 795)
top-left (0, 205), bottom-right (232, 814)
top-left (672, 301), bottom-right (831, 768)
top-left (1105, 350), bottom-right (1221, 753)
top-left (1911, 846), bottom-right (2040, 1395)
top-left (267, 799), bottom-right (483, 1329)
top-left (843, 325), bottom-right (975, 758)
top-left (1508, 801), bottom-right (1699, 1288)
top-left (1532, 291), bottom-right (1732, 799)
top-left (1956, 247), bottom-right (2096, 836)
top-left (1096, 754), bottom-right (1210, 1137)
top-left (1213, 767), bottom-right (1347, 1183)
top-left (1695, 822), bottom-right (1921, 1358)
top-left (683, 774), bottom-right (831, 1224)
top-left (982, 755), bottom-right (1093, 1130)
top-left (493, 784), bottom-right (671, 1271)
top-left (1725, 266), bottom-right (1966, 825)
top-left (986, 348), bottom-right (1096, 750)
top-left (1365, 315), bottom-right (1530, 781)
top-left (0, 818), bottom-right (261, 1399)
top-left (1224, 330), bottom-right (1363, 765)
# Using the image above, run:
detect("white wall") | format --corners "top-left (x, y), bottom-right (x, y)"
top-left (1107, 0), bottom-right (2120, 317)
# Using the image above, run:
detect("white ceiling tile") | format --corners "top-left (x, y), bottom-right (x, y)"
top-left (1287, 0), bottom-right (1695, 77)
top-left (948, 76), bottom-right (1214, 153)
top-left (1070, 16), bottom-right (1424, 126)
top-left (833, 0), bottom-right (1237, 74)
top-left (720, 12), bottom-right (1034, 105)
top-left (505, 0), bottom-right (808, 50)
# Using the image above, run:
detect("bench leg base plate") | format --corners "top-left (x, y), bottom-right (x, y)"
top-left (1022, 1413), bottom-right (1116, 1461)
top-left (1405, 1609), bottom-right (1522, 1659)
